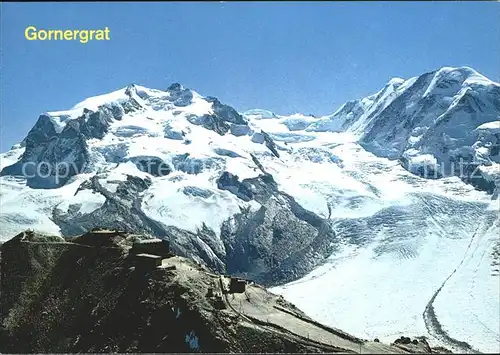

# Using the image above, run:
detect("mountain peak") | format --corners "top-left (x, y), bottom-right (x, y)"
top-left (167, 82), bottom-right (185, 92)
top-left (386, 77), bottom-right (406, 87)
top-left (124, 83), bottom-right (138, 95)
top-left (429, 66), bottom-right (496, 88)
top-left (435, 65), bottom-right (479, 77)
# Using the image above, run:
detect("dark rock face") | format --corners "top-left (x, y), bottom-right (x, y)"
top-left (262, 131), bottom-right (281, 158)
top-left (217, 170), bottom-right (337, 286)
top-left (0, 104), bottom-right (125, 189)
top-left (187, 114), bottom-right (231, 135)
top-left (184, 96), bottom-right (249, 136)
top-left (394, 336), bottom-right (412, 345)
top-left (1, 124), bottom-right (90, 189)
top-left (166, 83), bottom-right (194, 107)
top-left (103, 102), bottom-right (126, 121)
top-left (80, 109), bottom-right (112, 139)
top-left (121, 97), bottom-right (143, 114)
top-left (21, 114), bottom-right (58, 150)
top-left (216, 172), bottom-right (254, 202)
top-left (167, 83), bottom-right (182, 92)
top-left (205, 96), bottom-right (247, 125)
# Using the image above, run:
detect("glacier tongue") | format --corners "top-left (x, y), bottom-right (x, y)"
top-left (0, 66), bottom-right (499, 352)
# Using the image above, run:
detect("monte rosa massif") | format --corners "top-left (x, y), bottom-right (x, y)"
top-left (0, 66), bottom-right (499, 353)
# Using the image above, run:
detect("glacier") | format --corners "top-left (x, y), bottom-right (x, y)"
top-left (0, 66), bottom-right (499, 352)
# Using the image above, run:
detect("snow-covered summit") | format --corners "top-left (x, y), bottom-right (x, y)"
top-left (293, 66), bottom-right (500, 193)
top-left (1, 82), bottom-right (257, 188)
top-left (0, 66), bottom-right (499, 353)
top-left (2, 66), bottom-right (498, 192)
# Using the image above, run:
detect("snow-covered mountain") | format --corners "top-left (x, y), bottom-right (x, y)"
top-left (304, 67), bottom-right (500, 192)
top-left (0, 66), bottom-right (499, 352)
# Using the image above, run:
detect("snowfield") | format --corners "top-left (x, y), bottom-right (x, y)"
top-left (0, 66), bottom-right (499, 352)
top-left (270, 155), bottom-right (499, 353)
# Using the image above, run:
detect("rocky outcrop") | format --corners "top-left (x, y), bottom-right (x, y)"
top-left (218, 171), bottom-right (337, 285)
top-left (216, 172), bottom-right (255, 202)
top-left (166, 83), bottom-right (194, 107)
top-left (0, 104), bottom-right (126, 188)
top-left (186, 95), bottom-right (249, 136)
top-left (205, 96), bottom-right (247, 125)
top-left (0, 230), bottom-right (445, 354)
top-left (187, 113), bottom-right (231, 135)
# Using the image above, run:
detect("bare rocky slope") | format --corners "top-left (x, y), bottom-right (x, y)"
top-left (0, 229), bottom-right (448, 353)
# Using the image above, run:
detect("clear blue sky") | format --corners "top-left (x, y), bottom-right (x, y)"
top-left (1, 1), bottom-right (499, 152)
